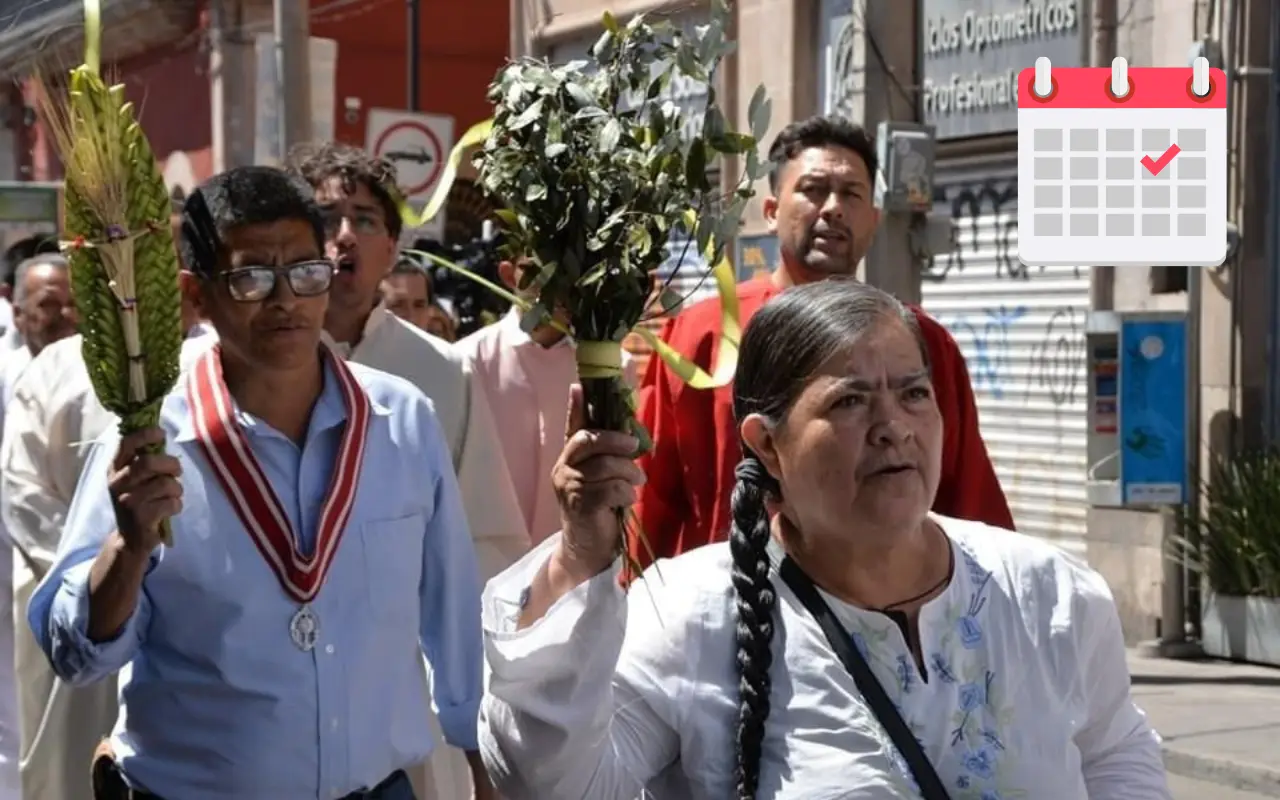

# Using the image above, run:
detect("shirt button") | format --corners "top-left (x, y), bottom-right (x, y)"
top-left (325, 644), bottom-right (335, 654)
top-left (331, 717), bottom-right (339, 730)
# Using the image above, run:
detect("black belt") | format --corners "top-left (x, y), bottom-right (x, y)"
top-left (93, 757), bottom-right (412, 800)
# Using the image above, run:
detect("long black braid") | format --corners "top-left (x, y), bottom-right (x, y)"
top-left (730, 455), bottom-right (780, 800)
top-left (725, 275), bottom-right (932, 798)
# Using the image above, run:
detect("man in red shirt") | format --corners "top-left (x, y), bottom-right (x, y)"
top-left (628, 115), bottom-right (1013, 572)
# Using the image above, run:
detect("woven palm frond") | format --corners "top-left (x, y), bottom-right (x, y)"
top-left (39, 65), bottom-right (184, 543)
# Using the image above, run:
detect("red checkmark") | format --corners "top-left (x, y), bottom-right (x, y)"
top-left (1141, 144), bottom-right (1181, 175)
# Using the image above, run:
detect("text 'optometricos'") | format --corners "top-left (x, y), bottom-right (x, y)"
top-left (923, 0), bottom-right (1080, 58)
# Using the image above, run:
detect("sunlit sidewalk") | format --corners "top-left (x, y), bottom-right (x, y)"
top-left (1129, 651), bottom-right (1280, 797)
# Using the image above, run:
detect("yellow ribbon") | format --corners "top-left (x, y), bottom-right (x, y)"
top-left (398, 119), bottom-right (742, 391)
top-left (398, 119), bottom-right (494, 230)
top-left (83, 0), bottom-right (101, 74)
top-left (577, 341), bottom-right (625, 379)
top-left (633, 210), bottom-right (741, 390)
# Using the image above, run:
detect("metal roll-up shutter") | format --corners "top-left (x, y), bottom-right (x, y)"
top-left (921, 158), bottom-right (1090, 556)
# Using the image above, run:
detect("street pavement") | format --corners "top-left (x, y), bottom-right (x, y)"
top-left (1129, 650), bottom-right (1280, 798)
top-left (1170, 774), bottom-right (1277, 799)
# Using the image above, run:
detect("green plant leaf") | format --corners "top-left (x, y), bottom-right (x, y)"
top-left (599, 118), bottom-right (622, 152)
top-left (520, 302), bottom-right (548, 333)
top-left (474, 11), bottom-right (768, 433)
top-left (685, 140), bottom-right (709, 191)
top-left (748, 83), bottom-right (770, 141)
top-left (511, 98), bottom-right (544, 130)
top-left (493, 208), bottom-right (520, 230)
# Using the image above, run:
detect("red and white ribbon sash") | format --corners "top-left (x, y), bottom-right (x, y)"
top-left (187, 344), bottom-right (371, 603)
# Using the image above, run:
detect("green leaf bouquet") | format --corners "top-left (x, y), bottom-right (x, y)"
top-left (475, 0), bottom-right (771, 447)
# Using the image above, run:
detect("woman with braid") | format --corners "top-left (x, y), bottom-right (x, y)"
top-left (477, 279), bottom-right (1172, 800)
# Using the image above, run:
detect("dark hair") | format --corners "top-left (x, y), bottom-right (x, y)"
top-left (390, 255), bottom-right (434, 299)
top-left (178, 166), bottom-right (325, 279)
top-left (728, 277), bottom-right (928, 800)
top-left (285, 141), bottom-right (403, 239)
top-left (766, 115), bottom-right (878, 193)
top-left (3, 234), bottom-right (60, 289)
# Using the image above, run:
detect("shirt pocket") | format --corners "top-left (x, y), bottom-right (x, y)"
top-left (360, 513), bottom-right (426, 622)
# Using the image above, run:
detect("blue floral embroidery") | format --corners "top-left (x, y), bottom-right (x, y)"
top-left (956, 614), bottom-right (984, 648)
top-left (847, 545), bottom-right (1024, 799)
top-left (981, 727), bottom-right (1007, 752)
top-left (930, 652), bottom-right (958, 683)
top-left (939, 548), bottom-right (1022, 798)
top-left (965, 551), bottom-right (991, 585)
top-left (955, 567), bottom-right (992, 650)
top-left (950, 671), bottom-right (995, 746)
top-left (962, 748), bottom-right (996, 780)
top-left (896, 654), bottom-right (916, 694)
top-left (958, 680), bottom-right (986, 711)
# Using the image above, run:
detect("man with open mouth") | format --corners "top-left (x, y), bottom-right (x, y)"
top-left (286, 141), bottom-right (523, 800)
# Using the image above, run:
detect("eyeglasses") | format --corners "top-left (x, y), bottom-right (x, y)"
top-left (221, 260), bottom-right (335, 303)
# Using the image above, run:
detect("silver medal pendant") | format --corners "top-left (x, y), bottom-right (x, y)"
top-left (289, 605), bottom-right (320, 652)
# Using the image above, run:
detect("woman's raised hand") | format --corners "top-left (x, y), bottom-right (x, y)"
top-left (551, 383), bottom-right (646, 582)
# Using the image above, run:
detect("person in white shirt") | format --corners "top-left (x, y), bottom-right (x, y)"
top-left (2, 298), bottom-right (213, 800)
top-left (0, 253), bottom-right (77, 800)
top-left (0, 237), bottom-right (63, 356)
top-left (479, 278), bottom-right (1173, 800)
top-left (1, 335), bottom-right (116, 800)
top-left (0, 253), bottom-right (78, 405)
top-left (286, 141), bottom-right (524, 800)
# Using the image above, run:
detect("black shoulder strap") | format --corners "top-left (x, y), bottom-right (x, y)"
top-left (778, 556), bottom-right (952, 800)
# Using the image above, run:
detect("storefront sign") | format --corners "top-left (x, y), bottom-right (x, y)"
top-left (818, 0), bottom-right (861, 123)
top-left (1119, 317), bottom-right (1188, 505)
top-left (921, 0), bottom-right (1085, 139)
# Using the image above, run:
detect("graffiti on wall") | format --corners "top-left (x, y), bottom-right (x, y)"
top-left (942, 304), bottom-right (1086, 407)
top-left (923, 177), bottom-right (1084, 282)
top-left (947, 304), bottom-right (1085, 404)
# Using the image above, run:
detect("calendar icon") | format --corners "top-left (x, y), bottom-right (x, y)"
top-left (1017, 56), bottom-right (1227, 268)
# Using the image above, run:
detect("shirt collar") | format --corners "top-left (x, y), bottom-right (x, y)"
top-left (322, 304), bottom-right (390, 360)
top-left (174, 348), bottom-right (390, 443)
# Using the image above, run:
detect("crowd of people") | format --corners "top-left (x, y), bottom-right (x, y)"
top-left (0, 115), bottom-right (1173, 800)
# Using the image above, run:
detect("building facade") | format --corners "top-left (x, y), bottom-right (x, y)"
top-left (917, 0), bottom-right (1092, 557)
top-left (4, 0), bottom-right (508, 239)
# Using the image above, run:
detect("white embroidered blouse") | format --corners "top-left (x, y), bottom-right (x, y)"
top-left (479, 515), bottom-right (1173, 800)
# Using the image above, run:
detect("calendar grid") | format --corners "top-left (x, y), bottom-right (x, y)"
top-left (1016, 60), bottom-right (1227, 268)
top-left (1028, 125), bottom-right (1210, 241)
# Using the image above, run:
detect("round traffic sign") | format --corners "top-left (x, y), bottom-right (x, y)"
top-left (373, 119), bottom-right (445, 198)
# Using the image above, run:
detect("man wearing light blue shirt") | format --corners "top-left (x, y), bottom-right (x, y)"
top-left (27, 167), bottom-right (489, 800)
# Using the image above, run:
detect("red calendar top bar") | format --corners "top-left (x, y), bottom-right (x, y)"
top-left (1017, 67), bottom-right (1227, 109)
